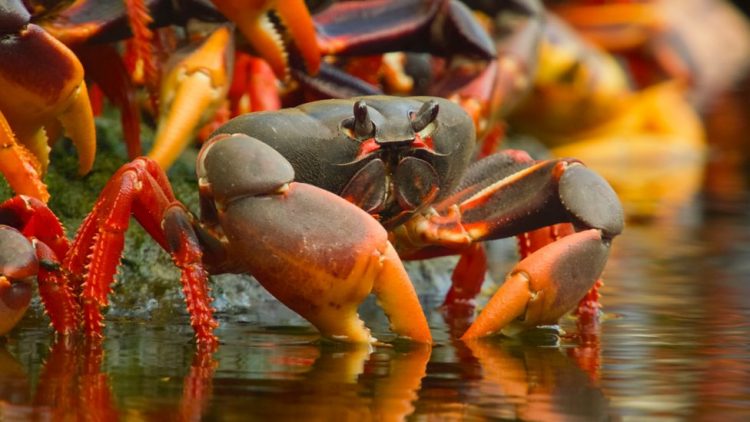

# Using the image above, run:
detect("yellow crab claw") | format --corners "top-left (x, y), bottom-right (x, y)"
top-left (211, 0), bottom-right (320, 78)
top-left (0, 24), bottom-right (96, 176)
top-left (148, 26), bottom-right (234, 169)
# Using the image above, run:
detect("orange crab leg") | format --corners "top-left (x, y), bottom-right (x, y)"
top-left (0, 111), bottom-right (49, 202)
top-left (211, 0), bottom-right (320, 78)
top-left (148, 26), bottom-right (234, 169)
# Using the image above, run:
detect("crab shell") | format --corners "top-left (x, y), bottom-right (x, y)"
top-left (211, 96), bottom-right (476, 228)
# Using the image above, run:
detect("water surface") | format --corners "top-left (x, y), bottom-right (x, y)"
top-left (1, 194), bottom-right (749, 420)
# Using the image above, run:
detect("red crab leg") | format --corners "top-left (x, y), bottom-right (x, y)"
top-left (228, 52), bottom-right (282, 115)
top-left (66, 158), bottom-right (218, 348)
top-left (442, 243), bottom-right (487, 307)
top-left (123, 0), bottom-right (156, 87)
top-left (0, 196), bottom-right (79, 333)
top-left (76, 45), bottom-right (142, 158)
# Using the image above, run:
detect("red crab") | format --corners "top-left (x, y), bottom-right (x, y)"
top-left (0, 96), bottom-right (623, 348)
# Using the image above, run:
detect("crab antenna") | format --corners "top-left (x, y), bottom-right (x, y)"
top-left (411, 100), bottom-right (439, 132)
top-left (353, 100), bottom-right (374, 138)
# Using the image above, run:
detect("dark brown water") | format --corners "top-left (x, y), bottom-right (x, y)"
top-left (1, 193), bottom-right (749, 420)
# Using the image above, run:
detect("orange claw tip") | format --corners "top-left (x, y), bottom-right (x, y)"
top-left (460, 271), bottom-right (533, 340)
top-left (58, 82), bottom-right (97, 175)
top-left (373, 243), bottom-right (433, 345)
top-left (211, 0), bottom-right (320, 78)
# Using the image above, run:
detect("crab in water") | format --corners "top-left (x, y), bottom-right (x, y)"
top-left (1, 96), bottom-right (623, 348)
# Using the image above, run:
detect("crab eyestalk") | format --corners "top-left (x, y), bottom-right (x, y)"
top-left (410, 100), bottom-right (439, 132)
top-left (353, 100), bottom-right (374, 138)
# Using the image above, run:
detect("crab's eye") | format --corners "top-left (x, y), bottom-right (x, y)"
top-left (410, 100), bottom-right (439, 139)
top-left (342, 100), bottom-right (375, 140)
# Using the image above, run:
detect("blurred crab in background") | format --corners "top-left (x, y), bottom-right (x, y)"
top-left (0, 0), bottom-right (96, 203)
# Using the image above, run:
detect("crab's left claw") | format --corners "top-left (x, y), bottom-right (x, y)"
top-left (211, 0), bottom-right (320, 78)
top-left (148, 26), bottom-right (234, 169)
top-left (461, 229), bottom-right (611, 340)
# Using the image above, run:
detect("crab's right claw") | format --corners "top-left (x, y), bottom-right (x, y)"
top-left (211, 0), bottom-right (320, 78)
top-left (462, 229), bottom-right (611, 340)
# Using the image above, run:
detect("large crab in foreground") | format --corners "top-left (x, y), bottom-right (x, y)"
top-left (1, 96), bottom-right (623, 348)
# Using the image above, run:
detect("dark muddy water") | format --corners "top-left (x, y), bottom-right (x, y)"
top-left (1, 193), bottom-right (749, 420)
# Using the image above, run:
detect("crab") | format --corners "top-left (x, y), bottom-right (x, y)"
top-left (3, 95), bottom-right (621, 349)
top-left (0, 0), bottom-right (97, 203)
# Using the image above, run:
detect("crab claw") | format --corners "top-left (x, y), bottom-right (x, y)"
top-left (461, 229), bottom-right (610, 340)
top-left (0, 111), bottom-right (49, 202)
top-left (147, 26), bottom-right (234, 169)
top-left (0, 22), bottom-right (96, 176)
top-left (0, 227), bottom-right (37, 336)
top-left (198, 134), bottom-right (432, 343)
top-left (314, 0), bottom-right (496, 61)
top-left (211, 0), bottom-right (320, 78)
